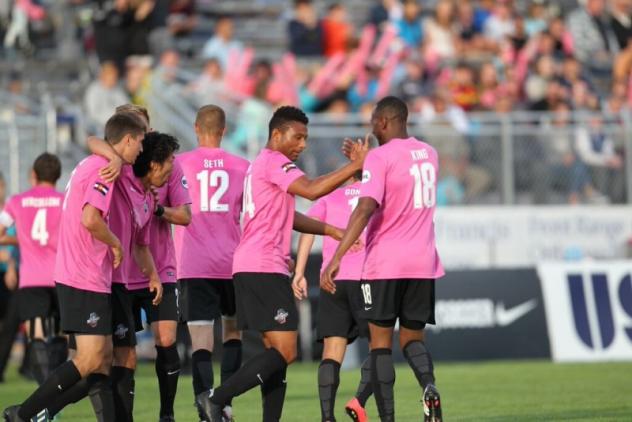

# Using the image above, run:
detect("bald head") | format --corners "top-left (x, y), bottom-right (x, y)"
top-left (195, 105), bottom-right (226, 138)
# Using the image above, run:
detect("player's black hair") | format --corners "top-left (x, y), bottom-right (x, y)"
top-left (268, 106), bottom-right (309, 139)
top-left (133, 132), bottom-right (180, 178)
top-left (374, 96), bottom-right (408, 125)
top-left (104, 113), bottom-right (146, 145)
top-left (33, 153), bottom-right (62, 184)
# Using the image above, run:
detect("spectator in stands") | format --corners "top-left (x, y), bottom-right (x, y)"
top-left (477, 62), bottom-right (501, 110)
top-left (424, 0), bottom-right (458, 64)
top-left (613, 30), bottom-right (632, 83)
top-left (541, 101), bottom-right (591, 204)
top-left (228, 81), bottom-right (273, 154)
top-left (3, 0), bottom-right (45, 53)
top-left (450, 63), bottom-right (478, 111)
top-left (288, 0), bottom-right (323, 57)
top-left (396, 0), bottom-right (423, 49)
top-left (395, 57), bottom-right (432, 106)
top-left (525, 54), bottom-right (556, 104)
top-left (575, 113), bottom-right (624, 201)
top-left (84, 61), bottom-right (130, 132)
top-left (187, 58), bottom-right (228, 106)
top-left (420, 88), bottom-right (469, 135)
top-left (609, 0), bottom-right (632, 50)
top-left (92, 0), bottom-right (131, 73)
top-left (127, 0), bottom-right (155, 57)
top-left (322, 3), bottom-right (352, 57)
top-left (483, 0), bottom-right (515, 42)
top-left (124, 55), bottom-right (152, 105)
top-left (167, 0), bottom-right (197, 38)
top-left (525, 0), bottom-right (548, 37)
top-left (367, 0), bottom-right (402, 30)
top-left (567, 0), bottom-right (618, 81)
top-left (201, 17), bottom-right (243, 70)
top-left (152, 49), bottom-right (182, 88)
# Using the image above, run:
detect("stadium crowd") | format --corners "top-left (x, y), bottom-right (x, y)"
top-left (1, 0), bottom-right (632, 206)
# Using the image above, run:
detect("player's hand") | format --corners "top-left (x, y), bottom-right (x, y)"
top-left (4, 262), bottom-right (17, 290)
top-left (291, 274), bottom-right (308, 300)
top-left (342, 133), bottom-right (370, 163)
top-left (326, 225), bottom-right (345, 241)
top-left (99, 155), bottom-right (123, 183)
top-left (288, 258), bottom-right (296, 274)
top-left (149, 277), bottom-right (163, 305)
top-left (320, 259), bottom-right (339, 294)
top-left (112, 241), bottom-right (123, 269)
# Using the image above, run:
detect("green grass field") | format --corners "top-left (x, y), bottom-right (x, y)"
top-left (1, 360), bottom-right (631, 421)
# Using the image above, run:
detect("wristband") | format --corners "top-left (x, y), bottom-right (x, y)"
top-left (154, 204), bottom-right (165, 217)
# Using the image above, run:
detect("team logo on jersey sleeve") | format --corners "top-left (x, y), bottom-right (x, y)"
top-left (93, 182), bottom-right (109, 196)
top-left (274, 308), bottom-right (289, 324)
top-left (281, 162), bottom-right (297, 173)
top-left (362, 170), bottom-right (371, 183)
top-left (181, 176), bottom-right (189, 189)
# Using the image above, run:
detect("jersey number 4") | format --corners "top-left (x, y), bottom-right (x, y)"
top-left (409, 162), bottom-right (436, 209)
top-left (31, 208), bottom-right (49, 246)
top-left (196, 170), bottom-right (229, 212)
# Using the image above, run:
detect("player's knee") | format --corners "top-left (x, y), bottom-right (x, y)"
top-left (276, 345), bottom-right (297, 364)
top-left (113, 346), bottom-right (136, 369)
top-left (154, 331), bottom-right (176, 347)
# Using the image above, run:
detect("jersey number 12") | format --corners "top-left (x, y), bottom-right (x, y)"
top-left (197, 170), bottom-right (229, 212)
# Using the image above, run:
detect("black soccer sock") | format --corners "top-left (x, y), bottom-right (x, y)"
top-left (29, 338), bottom-right (51, 385)
top-left (371, 348), bottom-right (395, 422)
top-left (48, 336), bottom-right (69, 372)
top-left (88, 373), bottom-right (116, 422)
top-left (355, 357), bottom-right (373, 407)
top-left (318, 359), bottom-right (340, 422)
top-left (155, 344), bottom-right (180, 417)
top-left (261, 366), bottom-right (287, 422)
top-left (403, 340), bottom-right (435, 388)
top-left (18, 359), bottom-right (81, 420)
top-left (47, 377), bottom-right (90, 417)
top-left (110, 366), bottom-right (135, 422)
top-left (221, 339), bottom-right (242, 407)
top-left (210, 347), bottom-right (287, 407)
top-left (191, 349), bottom-right (214, 395)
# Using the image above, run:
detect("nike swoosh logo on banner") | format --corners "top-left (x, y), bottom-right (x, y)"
top-left (495, 299), bottom-right (538, 326)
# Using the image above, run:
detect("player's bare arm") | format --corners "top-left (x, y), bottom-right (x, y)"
top-left (133, 244), bottom-right (163, 305)
top-left (287, 139), bottom-right (369, 201)
top-left (81, 203), bottom-right (123, 268)
top-left (293, 211), bottom-right (343, 239)
top-left (87, 136), bottom-right (124, 183)
top-left (0, 233), bottom-right (18, 246)
top-left (321, 197), bottom-right (377, 294)
top-left (291, 232), bottom-right (315, 300)
top-left (159, 203), bottom-right (191, 226)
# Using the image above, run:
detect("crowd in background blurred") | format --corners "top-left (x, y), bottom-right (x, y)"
top-left (1, 0), bottom-right (632, 205)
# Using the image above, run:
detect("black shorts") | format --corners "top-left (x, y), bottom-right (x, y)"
top-left (318, 280), bottom-right (368, 343)
top-left (17, 286), bottom-right (60, 322)
top-left (111, 283), bottom-right (137, 347)
top-left (56, 283), bottom-right (112, 336)
top-left (130, 283), bottom-right (178, 330)
top-left (178, 278), bottom-right (236, 323)
top-left (234, 272), bottom-right (298, 332)
top-left (359, 279), bottom-right (435, 330)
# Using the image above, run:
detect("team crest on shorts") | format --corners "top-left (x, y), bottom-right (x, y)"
top-left (86, 312), bottom-right (100, 328)
top-left (274, 308), bottom-right (289, 324)
top-left (114, 324), bottom-right (129, 339)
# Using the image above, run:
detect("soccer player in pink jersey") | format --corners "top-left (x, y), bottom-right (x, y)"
top-left (89, 106), bottom-right (192, 422)
top-left (205, 106), bottom-right (368, 422)
top-left (3, 113), bottom-right (146, 422)
top-left (173, 105), bottom-right (248, 422)
top-left (322, 97), bottom-right (445, 422)
top-left (0, 153), bottom-right (67, 387)
top-left (291, 169), bottom-right (374, 422)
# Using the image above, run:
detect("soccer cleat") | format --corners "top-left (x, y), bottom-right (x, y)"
top-left (195, 391), bottom-right (223, 422)
top-left (221, 405), bottom-right (234, 422)
top-left (2, 407), bottom-right (49, 422)
top-left (344, 397), bottom-right (368, 422)
top-left (158, 415), bottom-right (175, 422)
top-left (423, 384), bottom-right (442, 422)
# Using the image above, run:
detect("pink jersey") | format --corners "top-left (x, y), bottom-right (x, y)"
top-left (109, 166), bottom-right (153, 286)
top-left (54, 155), bottom-right (117, 293)
top-left (127, 161), bottom-right (191, 290)
top-left (233, 148), bottom-right (305, 275)
top-left (0, 186), bottom-right (64, 288)
top-left (360, 138), bottom-right (444, 280)
top-left (174, 148), bottom-right (249, 279)
top-left (307, 181), bottom-right (366, 281)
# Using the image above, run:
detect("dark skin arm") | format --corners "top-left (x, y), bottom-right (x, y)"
top-left (293, 211), bottom-right (343, 239)
top-left (287, 136), bottom-right (369, 201)
top-left (320, 197), bottom-right (377, 294)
